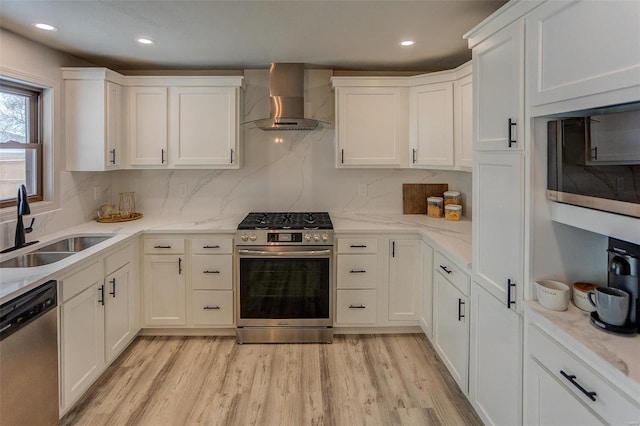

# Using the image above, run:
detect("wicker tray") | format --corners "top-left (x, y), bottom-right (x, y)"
top-left (96, 212), bottom-right (143, 223)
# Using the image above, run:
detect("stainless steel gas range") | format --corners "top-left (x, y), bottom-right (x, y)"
top-left (235, 212), bottom-right (334, 343)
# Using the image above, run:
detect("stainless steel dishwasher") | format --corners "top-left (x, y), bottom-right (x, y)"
top-left (1, 280), bottom-right (58, 426)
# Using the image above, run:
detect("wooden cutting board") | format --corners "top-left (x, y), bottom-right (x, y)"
top-left (402, 183), bottom-right (449, 214)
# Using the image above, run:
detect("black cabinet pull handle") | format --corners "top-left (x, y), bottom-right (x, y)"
top-left (98, 285), bottom-right (105, 306)
top-left (109, 278), bottom-right (116, 297)
top-left (203, 270), bottom-right (220, 274)
top-left (412, 148), bottom-right (417, 164)
top-left (560, 370), bottom-right (597, 402)
top-left (350, 245), bottom-right (367, 248)
top-left (591, 146), bottom-right (598, 161)
top-left (110, 149), bottom-right (116, 165)
top-left (203, 305), bottom-right (220, 310)
top-left (392, 241), bottom-right (395, 257)
top-left (439, 265), bottom-right (452, 274)
top-left (349, 270), bottom-right (366, 273)
top-left (507, 279), bottom-right (516, 309)
top-left (230, 148), bottom-right (234, 164)
top-left (348, 305), bottom-right (366, 309)
top-left (341, 149), bottom-right (344, 164)
top-left (161, 148), bottom-right (165, 164)
top-left (154, 245), bottom-right (172, 249)
top-left (508, 118), bottom-right (517, 147)
top-left (203, 245), bottom-right (221, 249)
top-left (458, 298), bottom-right (465, 321)
top-left (178, 257), bottom-right (182, 275)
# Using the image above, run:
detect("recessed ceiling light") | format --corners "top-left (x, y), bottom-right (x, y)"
top-left (136, 38), bottom-right (155, 45)
top-left (400, 40), bottom-right (415, 46)
top-left (33, 23), bottom-right (57, 31)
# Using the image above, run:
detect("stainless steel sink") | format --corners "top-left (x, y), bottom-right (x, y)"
top-left (34, 235), bottom-right (112, 253)
top-left (0, 234), bottom-right (113, 268)
top-left (0, 252), bottom-right (75, 268)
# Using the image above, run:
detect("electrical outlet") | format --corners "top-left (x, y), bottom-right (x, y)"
top-left (93, 185), bottom-right (101, 201)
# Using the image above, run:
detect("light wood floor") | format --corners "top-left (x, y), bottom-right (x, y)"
top-left (61, 334), bottom-right (481, 426)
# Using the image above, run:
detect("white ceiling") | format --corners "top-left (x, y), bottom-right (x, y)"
top-left (0, 0), bottom-right (507, 72)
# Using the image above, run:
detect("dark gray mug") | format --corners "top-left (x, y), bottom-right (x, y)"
top-left (587, 287), bottom-right (630, 326)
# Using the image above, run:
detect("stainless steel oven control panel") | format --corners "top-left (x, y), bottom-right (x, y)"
top-left (236, 230), bottom-right (334, 246)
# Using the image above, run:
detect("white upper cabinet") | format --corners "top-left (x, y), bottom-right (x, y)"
top-left (409, 81), bottom-right (454, 167)
top-left (169, 86), bottom-right (240, 168)
top-left (472, 20), bottom-right (524, 151)
top-left (63, 68), bottom-right (125, 171)
top-left (454, 68), bottom-right (473, 169)
top-left (527, 0), bottom-right (640, 112)
top-left (127, 86), bottom-right (169, 167)
top-left (332, 78), bottom-right (409, 167)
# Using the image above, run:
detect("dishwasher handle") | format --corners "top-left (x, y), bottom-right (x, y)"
top-left (0, 280), bottom-right (57, 341)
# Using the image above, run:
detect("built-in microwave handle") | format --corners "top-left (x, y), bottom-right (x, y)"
top-left (238, 249), bottom-right (331, 257)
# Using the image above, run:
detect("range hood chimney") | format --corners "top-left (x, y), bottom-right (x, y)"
top-left (243, 63), bottom-right (328, 131)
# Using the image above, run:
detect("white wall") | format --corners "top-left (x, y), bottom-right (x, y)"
top-left (0, 29), bottom-right (112, 250)
top-left (111, 69), bottom-right (472, 217)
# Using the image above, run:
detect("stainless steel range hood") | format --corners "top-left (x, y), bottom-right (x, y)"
top-left (243, 63), bottom-right (328, 131)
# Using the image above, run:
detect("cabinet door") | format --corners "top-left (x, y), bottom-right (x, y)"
top-left (469, 282), bottom-right (522, 426)
top-left (526, 359), bottom-right (603, 426)
top-left (420, 241), bottom-right (434, 338)
top-left (388, 239), bottom-right (422, 321)
top-left (105, 81), bottom-right (122, 170)
top-left (143, 255), bottom-right (186, 325)
top-left (409, 82), bottom-right (454, 167)
top-left (104, 262), bottom-right (133, 363)
top-left (169, 87), bottom-right (238, 167)
top-left (128, 86), bottom-right (168, 166)
top-left (433, 273), bottom-right (469, 392)
top-left (336, 86), bottom-right (408, 167)
top-left (61, 282), bottom-right (105, 409)
top-left (473, 152), bottom-right (524, 309)
top-left (454, 73), bottom-right (473, 169)
top-left (527, 0), bottom-right (640, 108)
top-left (473, 20), bottom-right (524, 151)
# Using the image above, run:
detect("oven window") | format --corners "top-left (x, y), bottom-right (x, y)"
top-left (240, 258), bottom-right (330, 319)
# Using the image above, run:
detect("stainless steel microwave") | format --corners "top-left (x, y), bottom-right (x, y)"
top-left (547, 106), bottom-right (640, 218)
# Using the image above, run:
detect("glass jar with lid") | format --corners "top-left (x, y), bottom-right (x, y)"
top-left (444, 191), bottom-right (461, 206)
top-left (427, 197), bottom-right (444, 218)
top-left (445, 204), bottom-right (462, 221)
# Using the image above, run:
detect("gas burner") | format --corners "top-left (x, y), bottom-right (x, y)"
top-left (237, 212), bottom-right (333, 230)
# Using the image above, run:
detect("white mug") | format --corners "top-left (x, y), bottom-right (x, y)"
top-left (587, 287), bottom-right (630, 326)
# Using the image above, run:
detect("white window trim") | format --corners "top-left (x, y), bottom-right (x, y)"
top-left (0, 67), bottom-right (60, 222)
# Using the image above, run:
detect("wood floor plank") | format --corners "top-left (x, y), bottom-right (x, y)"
top-left (61, 334), bottom-right (482, 426)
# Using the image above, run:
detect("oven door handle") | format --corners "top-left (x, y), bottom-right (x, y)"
top-left (237, 249), bottom-right (332, 256)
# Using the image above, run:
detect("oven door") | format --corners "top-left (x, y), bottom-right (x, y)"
top-left (236, 246), bottom-right (333, 327)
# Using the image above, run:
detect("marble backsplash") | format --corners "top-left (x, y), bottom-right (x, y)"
top-left (111, 69), bottom-right (472, 219)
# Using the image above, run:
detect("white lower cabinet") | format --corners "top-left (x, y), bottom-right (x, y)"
top-left (419, 241), bottom-right (434, 338)
top-left (433, 271), bottom-right (469, 393)
top-left (191, 290), bottom-right (233, 326)
top-left (388, 239), bottom-right (422, 321)
top-left (60, 262), bottom-right (105, 411)
top-left (525, 323), bottom-right (640, 426)
top-left (469, 282), bottom-right (522, 426)
top-left (104, 261), bottom-right (133, 363)
top-left (336, 289), bottom-right (377, 324)
top-left (143, 254), bottom-right (185, 326)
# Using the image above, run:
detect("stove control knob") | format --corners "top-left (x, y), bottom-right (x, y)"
top-left (241, 234), bottom-right (249, 242)
top-left (322, 234), bottom-right (329, 241)
top-left (249, 234), bottom-right (257, 241)
top-left (304, 234), bottom-right (312, 242)
top-left (313, 234), bottom-right (320, 241)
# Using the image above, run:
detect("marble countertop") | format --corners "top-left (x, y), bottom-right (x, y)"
top-left (524, 301), bottom-right (640, 397)
top-left (0, 212), bottom-right (471, 303)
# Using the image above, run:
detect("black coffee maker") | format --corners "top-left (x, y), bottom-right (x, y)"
top-left (608, 238), bottom-right (640, 331)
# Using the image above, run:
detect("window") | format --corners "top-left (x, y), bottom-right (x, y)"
top-left (0, 79), bottom-right (43, 207)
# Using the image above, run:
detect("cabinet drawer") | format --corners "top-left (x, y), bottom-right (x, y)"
top-left (144, 238), bottom-right (184, 254)
top-left (528, 324), bottom-right (639, 424)
top-left (191, 290), bottom-right (233, 326)
top-left (337, 255), bottom-right (378, 289)
top-left (336, 290), bottom-right (377, 324)
top-left (434, 251), bottom-right (470, 296)
top-left (337, 238), bottom-right (378, 254)
top-left (61, 261), bottom-right (104, 302)
top-left (191, 255), bottom-right (232, 290)
top-left (190, 238), bottom-right (233, 254)
top-left (105, 244), bottom-right (133, 275)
